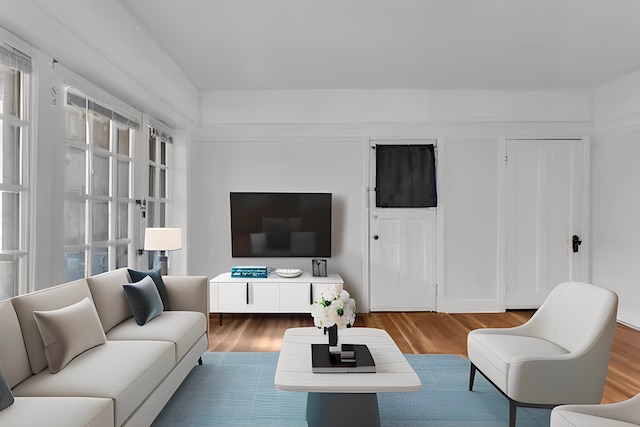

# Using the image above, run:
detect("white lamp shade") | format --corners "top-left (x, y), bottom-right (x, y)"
top-left (144, 228), bottom-right (182, 251)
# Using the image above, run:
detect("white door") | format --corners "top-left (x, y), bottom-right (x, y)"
top-left (369, 141), bottom-right (437, 311)
top-left (505, 138), bottom-right (589, 308)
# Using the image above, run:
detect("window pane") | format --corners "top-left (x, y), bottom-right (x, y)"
top-left (118, 160), bottom-right (129, 198)
top-left (147, 250), bottom-right (156, 270)
top-left (92, 201), bottom-right (109, 242)
top-left (91, 246), bottom-right (108, 275)
top-left (116, 245), bottom-right (128, 269)
top-left (148, 134), bottom-right (156, 162)
top-left (0, 123), bottom-right (21, 185)
top-left (65, 251), bottom-right (85, 281)
top-left (0, 257), bottom-right (16, 300)
top-left (65, 106), bottom-right (86, 142)
top-left (91, 112), bottom-right (110, 150)
top-left (117, 202), bottom-right (128, 239)
top-left (160, 140), bottom-right (166, 166)
top-left (64, 199), bottom-right (85, 245)
top-left (148, 165), bottom-right (155, 197)
top-left (117, 127), bottom-right (129, 156)
top-left (0, 67), bottom-right (17, 117)
top-left (64, 146), bottom-right (86, 194)
top-left (93, 154), bottom-right (109, 196)
top-left (0, 191), bottom-right (19, 250)
top-left (147, 201), bottom-right (155, 227)
top-left (159, 202), bottom-right (166, 227)
top-left (159, 169), bottom-right (166, 199)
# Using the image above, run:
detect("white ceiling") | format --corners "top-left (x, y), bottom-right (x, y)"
top-left (118, 0), bottom-right (640, 91)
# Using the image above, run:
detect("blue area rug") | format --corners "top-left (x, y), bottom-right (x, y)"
top-left (152, 352), bottom-right (551, 426)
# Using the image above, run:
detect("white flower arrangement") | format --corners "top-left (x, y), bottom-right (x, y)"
top-left (311, 285), bottom-right (356, 328)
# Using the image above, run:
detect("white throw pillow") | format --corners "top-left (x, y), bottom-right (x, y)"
top-left (33, 297), bottom-right (106, 373)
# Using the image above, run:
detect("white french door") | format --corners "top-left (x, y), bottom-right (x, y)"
top-left (505, 138), bottom-right (589, 308)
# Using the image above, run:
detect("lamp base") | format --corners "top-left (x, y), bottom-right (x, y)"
top-left (158, 253), bottom-right (168, 275)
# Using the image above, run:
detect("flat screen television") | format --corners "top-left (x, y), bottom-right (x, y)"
top-left (230, 192), bottom-right (332, 257)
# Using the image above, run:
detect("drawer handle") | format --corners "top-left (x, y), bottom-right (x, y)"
top-left (246, 283), bottom-right (249, 304)
top-left (309, 283), bottom-right (313, 305)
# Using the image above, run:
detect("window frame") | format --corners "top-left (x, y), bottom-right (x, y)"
top-left (0, 55), bottom-right (30, 299)
top-left (63, 89), bottom-right (137, 280)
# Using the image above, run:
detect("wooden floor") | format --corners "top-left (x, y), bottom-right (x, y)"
top-left (207, 311), bottom-right (640, 404)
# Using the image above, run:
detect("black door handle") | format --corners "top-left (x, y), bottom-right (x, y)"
top-left (373, 235), bottom-right (379, 240)
top-left (572, 235), bottom-right (582, 253)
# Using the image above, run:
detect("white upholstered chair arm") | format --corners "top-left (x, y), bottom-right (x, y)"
top-left (552, 393), bottom-right (640, 426)
top-left (507, 353), bottom-right (608, 404)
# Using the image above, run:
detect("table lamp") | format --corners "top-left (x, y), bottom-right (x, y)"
top-left (144, 227), bottom-right (182, 275)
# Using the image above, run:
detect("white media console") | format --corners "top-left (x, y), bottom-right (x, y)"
top-left (209, 272), bottom-right (344, 323)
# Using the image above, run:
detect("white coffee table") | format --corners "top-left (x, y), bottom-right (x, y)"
top-left (275, 327), bottom-right (421, 427)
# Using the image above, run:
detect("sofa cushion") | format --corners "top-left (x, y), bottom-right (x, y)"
top-left (123, 276), bottom-right (164, 326)
top-left (86, 268), bottom-right (132, 333)
top-left (33, 298), bottom-right (107, 373)
top-left (0, 397), bottom-right (113, 427)
top-left (0, 300), bottom-right (32, 387)
top-left (12, 340), bottom-right (174, 427)
top-left (11, 279), bottom-right (94, 374)
top-left (0, 368), bottom-right (14, 411)
top-left (128, 267), bottom-right (172, 310)
top-left (107, 311), bottom-right (207, 361)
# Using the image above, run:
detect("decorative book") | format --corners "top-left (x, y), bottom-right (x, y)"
top-left (311, 344), bottom-right (376, 373)
top-left (231, 266), bottom-right (268, 278)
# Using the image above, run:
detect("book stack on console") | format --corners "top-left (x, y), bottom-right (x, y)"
top-left (231, 266), bottom-right (268, 278)
top-left (311, 344), bottom-right (376, 373)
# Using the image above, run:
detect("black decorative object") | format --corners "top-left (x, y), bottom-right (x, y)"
top-left (312, 259), bottom-right (327, 277)
top-left (375, 144), bottom-right (437, 208)
top-left (326, 324), bottom-right (338, 347)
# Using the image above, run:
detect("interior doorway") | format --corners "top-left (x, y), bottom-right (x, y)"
top-left (505, 138), bottom-right (589, 308)
top-left (368, 140), bottom-right (437, 311)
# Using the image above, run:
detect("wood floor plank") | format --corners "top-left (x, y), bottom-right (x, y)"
top-left (207, 311), bottom-right (640, 404)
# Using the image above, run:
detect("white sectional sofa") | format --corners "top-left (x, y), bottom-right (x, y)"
top-left (0, 268), bottom-right (209, 427)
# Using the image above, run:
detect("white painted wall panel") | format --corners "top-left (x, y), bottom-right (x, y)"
top-left (438, 137), bottom-right (502, 312)
top-left (189, 138), bottom-right (365, 305)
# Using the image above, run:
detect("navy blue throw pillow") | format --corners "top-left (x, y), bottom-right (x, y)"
top-left (123, 276), bottom-right (164, 326)
top-left (0, 368), bottom-right (14, 411)
top-left (128, 267), bottom-right (171, 310)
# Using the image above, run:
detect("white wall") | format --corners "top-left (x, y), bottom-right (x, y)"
top-left (0, 0), bottom-right (198, 129)
top-left (197, 89), bottom-right (593, 312)
top-left (592, 70), bottom-right (640, 328)
top-left (189, 136), bottom-right (366, 303)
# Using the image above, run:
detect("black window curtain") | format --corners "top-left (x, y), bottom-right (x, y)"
top-left (376, 144), bottom-right (437, 208)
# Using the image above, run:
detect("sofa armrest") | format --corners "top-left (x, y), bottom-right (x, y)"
top-left (162, 275), bottom-right (209, 320)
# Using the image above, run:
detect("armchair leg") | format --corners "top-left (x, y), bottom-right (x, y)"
top-left (509, 400), bottom-right (517, 427)
top-left (198, 357), bottom-right (203, 365)
top-left (469, 363), bottom-right (476, 391)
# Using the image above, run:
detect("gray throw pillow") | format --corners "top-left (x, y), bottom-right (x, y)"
top-left (128, 267), bottom-right (172, 310)
top-left (0, 368), bottom-right (14, 411)
top-left (33, 297), bottom-right (107, 374)
top-left (123, 275), bottom-right (164, 326)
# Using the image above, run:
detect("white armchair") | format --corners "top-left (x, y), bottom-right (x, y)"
top-left (467, 282), bottom-right (618, 427)
top-left (551, 393), bottom-right (640, 427)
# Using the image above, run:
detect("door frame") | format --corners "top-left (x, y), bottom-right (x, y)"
top-left (363, 137), bottom-right (438, 313)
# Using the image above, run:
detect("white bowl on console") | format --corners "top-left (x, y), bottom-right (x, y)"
top-left (275, 269), bottom-right (303, 278)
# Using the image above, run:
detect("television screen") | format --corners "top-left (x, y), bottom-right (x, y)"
top-left (230, 192), bottom-right (332, 257)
